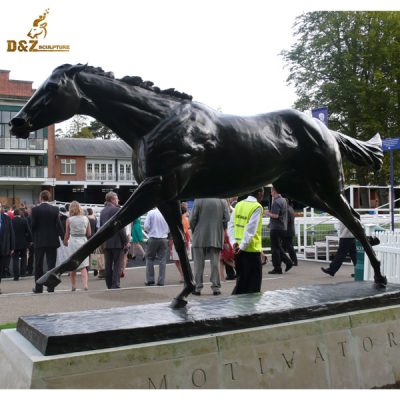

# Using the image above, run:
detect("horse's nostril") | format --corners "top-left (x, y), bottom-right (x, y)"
top-left (10, 117), bottom-right (26, 127)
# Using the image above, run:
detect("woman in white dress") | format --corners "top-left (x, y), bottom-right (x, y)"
top-left (64, 201), bottom-right (91, 291)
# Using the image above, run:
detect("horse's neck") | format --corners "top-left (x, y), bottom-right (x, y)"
top-left (77, 73), bottom-right (181, 145)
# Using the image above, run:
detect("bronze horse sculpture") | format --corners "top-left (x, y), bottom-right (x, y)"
top-left (9, 64), bottom-right (386, 308)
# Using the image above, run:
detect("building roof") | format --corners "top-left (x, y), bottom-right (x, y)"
top-left (55, 138), bottom-right (132, 158)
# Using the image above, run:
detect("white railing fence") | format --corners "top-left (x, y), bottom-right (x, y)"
top-left (364, 231), bottom-right (400, 283)
top-left (295, 207), bottom-right (400, 263)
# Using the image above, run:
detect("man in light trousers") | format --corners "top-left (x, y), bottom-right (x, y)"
top-left (190, 198), bottom-right (230, 295)
top-left (144, 208), bottom-right (169, 286)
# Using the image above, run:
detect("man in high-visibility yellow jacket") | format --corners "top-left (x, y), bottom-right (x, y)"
top-left (228, 187), bottom-right (264, 294)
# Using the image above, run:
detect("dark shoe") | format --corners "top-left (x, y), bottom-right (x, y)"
top-left (32, 288), bottom-right (42, 294)
top-left (93, 269), bottom-right (98, 277)
top-left (47, 288), bottom-right (54, 293)
top-left (192, 291), bottom-right (201, 296)
top-left (213, 291), bottom-right (221, 296)
top-left (367, 236), bottom-right (380, 246)
top-left (268, 269), bottom-right (282, 274)
top-left (157, 283), bottom-right (164, 286)
top-left (293, 262), bottom-right (298, 266)
top-left (13, 278), bottom-right (19, 281)
top-left (321, 267), bottom-right (334, 277)
top-left (145, 281), bottom-right (155, 286)
top-left (285, 262), bottom-right (293, 272)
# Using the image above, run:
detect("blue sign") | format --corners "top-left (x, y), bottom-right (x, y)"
top-left (312, 107), bottom-right (328, 126)
top-left (382, 137), bottom-right (400, 231)
top-left (382, 137), bottom-right (400, 152)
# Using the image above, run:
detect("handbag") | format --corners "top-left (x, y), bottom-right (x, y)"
top-left (89, 246), bottom-right (105, 271)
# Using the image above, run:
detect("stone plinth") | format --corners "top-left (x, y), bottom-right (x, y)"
top-left (0, 282), bottom-right (400, 388)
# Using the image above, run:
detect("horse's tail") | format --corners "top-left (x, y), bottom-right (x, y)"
top-left (331, 131), bottom-right (383, 171)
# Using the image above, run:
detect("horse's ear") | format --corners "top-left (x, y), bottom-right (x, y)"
top-left (45, 64), bottom-right (87, 88)
top-left (65, 63), bottom-right (88, 78)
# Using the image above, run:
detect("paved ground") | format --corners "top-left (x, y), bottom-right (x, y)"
top-left (0, 258), bottom-right (355, 324)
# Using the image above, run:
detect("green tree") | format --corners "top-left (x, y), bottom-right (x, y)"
top-left (88, 120), bottom-right (116, 140)
top-left (71, 126), bottom-right (94, 139)
top-left (281, 11), bottom-right (400, 186)
top-left (65, 115), bottom-right (90, 137)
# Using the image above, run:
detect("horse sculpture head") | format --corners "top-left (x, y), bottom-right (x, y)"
top-left (10, 64), bottom-right (87, 138)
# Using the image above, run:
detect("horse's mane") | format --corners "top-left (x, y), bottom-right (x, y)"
top-left (55, 63), bottom-right (193, 101)
top-left (119, 75), bottom-right (192, 101)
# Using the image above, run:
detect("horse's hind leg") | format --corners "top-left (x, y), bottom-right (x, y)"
top-left (274, 175), bottom-right (386, 286)
top-left (321, 193), bottom-right (386, 286)
top-left (158, 200), bottom-right (196, 308)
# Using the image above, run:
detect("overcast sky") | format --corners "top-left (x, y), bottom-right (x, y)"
top-left (1, 0), bottom-right (398, 126)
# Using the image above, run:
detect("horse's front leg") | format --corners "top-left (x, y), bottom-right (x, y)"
top-left (37, 176), bottom-right (164, 288)
top-left (158, 201), bottom-right (196, 308)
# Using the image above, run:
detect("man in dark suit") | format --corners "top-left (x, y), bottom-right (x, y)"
top-left (100, 191), bottom-right (128, 289)
top-left (11, 208), bottom-right (32, 280)
top-left (31, 190), bottom-right (64, 293)
top-left (0, 203), bottom-right (15, 294)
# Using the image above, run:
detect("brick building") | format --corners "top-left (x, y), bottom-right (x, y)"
top-left (54, 138), bottom-right (137, 205)
top-left (0, 69), bottom-right (55, 207)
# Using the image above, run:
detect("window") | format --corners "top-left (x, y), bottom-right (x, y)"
top-left (107, 164), bottom-right (113, 179)
top-left (0, 111), bottom-right (11, 124)
top-left (0, 111), bottom-right (45, 149)
top-left (87, 163), bottom-right (93, 178)
top-left (118, 161), bottom-right (133, 181)
top-left (101, 164), bottom-right (106, 179)
top-left (86, 161), bottom-right (114, 181)
top-left (61, 159), bottom-right (76, 175)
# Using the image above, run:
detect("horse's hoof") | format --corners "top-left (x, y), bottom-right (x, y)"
top-left (37, 272), bottom-right (62, 288)
top-left (374, 282), bottom-right (387, 290)
top-left (170, 298), bottom-right (188, 309)
top-left (374, 275), bottom-right (387, 288)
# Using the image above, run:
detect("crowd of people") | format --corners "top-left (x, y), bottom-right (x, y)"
top-left (140, 187), bottom-right (299, 295)
top-left (1, 186), bottom-right (352, 297)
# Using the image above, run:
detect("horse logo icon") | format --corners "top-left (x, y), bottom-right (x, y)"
top-left (27, 9), bottom-right (50, 39)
